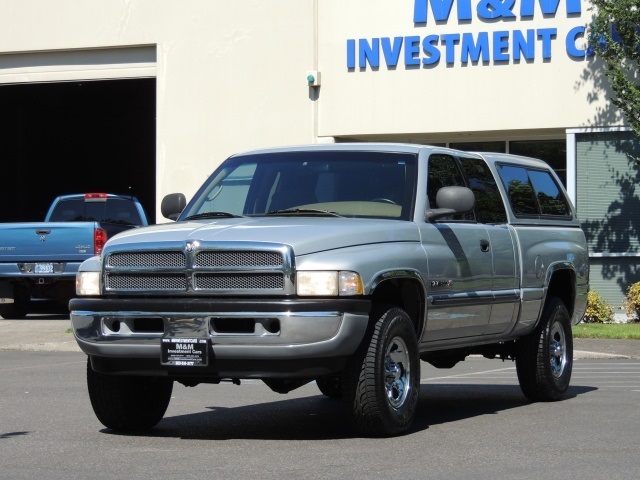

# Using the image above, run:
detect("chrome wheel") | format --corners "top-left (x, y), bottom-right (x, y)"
top-left (516, 296), bottom-right (573, 402)
top-left (384, 336), bottom-right (411, 409)
top-left (346, 306), bottom-right (419, 436)
top-left (549, 320), bottom-right (567, 378)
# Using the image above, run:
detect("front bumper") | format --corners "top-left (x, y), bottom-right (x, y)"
top-left (70, 297), bottom-right (371, 378)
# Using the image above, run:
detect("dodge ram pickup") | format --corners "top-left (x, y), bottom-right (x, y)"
top-left (0, 193), bottom-right (148, 318)
top-left (70, 144), bottom-right (589, 437)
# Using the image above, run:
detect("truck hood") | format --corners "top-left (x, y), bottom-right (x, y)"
top-left (104, 217), bottom-right (420, 256)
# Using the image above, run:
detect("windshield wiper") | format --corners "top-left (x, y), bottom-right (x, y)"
top-left (265, 208), bottom-right (341, 217)
top-left (183, 211), bottom-right (244, 220)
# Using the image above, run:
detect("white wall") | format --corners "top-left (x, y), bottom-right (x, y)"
top-left (0, 0), bottom-right (317, 218)
top-left (0, 0), bottom-right (627, 217)
top-left (316, 0), bottom-right (624, 138)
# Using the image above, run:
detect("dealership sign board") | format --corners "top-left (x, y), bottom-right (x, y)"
top-left (347, 0), bottom-right (592, 69)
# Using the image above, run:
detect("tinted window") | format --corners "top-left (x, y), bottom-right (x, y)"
top-left (528, 170), bottom-right (570, 216)
top-left (459, 158), bottom-right (507, 224)
top-left (498, 165), bottom-right (539, 215)
top-left (50, 198), bottom-right (142, 225)
top-left (498, 164), bottom-right (571, 218)
top-left (427, 154), bottom-right (466, 209)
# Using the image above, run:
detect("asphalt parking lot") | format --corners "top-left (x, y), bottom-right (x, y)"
top-left (1, 307), bottom-right (640, 479)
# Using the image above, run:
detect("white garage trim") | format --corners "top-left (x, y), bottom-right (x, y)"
top-left (0, 45), bottom-right (156, 84)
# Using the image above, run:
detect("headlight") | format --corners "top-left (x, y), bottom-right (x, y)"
top-left (296, 271), bottom-right (363, 296)
top-left (76, 271), bottom-right (101, 296)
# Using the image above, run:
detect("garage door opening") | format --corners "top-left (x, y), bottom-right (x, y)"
top-left (0, 78), bottom-right (156, 223)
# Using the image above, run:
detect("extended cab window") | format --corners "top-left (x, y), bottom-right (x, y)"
top-left (459, 157), bottom-right (507, 224)
top-left (498, 164), bottom-right (571, 218)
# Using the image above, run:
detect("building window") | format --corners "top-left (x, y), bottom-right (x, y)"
top-left (576, 131), bottom-right (640, 309)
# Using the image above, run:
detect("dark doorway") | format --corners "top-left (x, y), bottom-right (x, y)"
top-left (0, 78), bottom-right (156, 223)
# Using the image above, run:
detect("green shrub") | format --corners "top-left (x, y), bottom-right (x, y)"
top-left (584, 290), bottom-right (614, 323)
top-left (623, 282), bottom-right (640, 323)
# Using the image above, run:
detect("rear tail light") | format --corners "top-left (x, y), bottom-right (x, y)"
top-left (94, 228), bottom-right (108, 255)
top-left (85, 193), bottom-right (108, 202)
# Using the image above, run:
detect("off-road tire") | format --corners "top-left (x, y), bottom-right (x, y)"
top-left (87, 358), bottom-right (173, 431)
top-left (516, 296), bottom-right (573, 401)
top-left (345, 306), bottom-right (420, 437)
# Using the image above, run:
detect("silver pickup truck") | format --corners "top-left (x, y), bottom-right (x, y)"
top-left (70, 144), bottom-right (589, 437)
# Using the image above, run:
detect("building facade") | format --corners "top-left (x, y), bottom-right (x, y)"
top-left (0, 0), bottom-right (637, 313)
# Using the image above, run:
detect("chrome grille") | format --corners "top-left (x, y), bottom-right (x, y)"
top-left (107, 252), bottom-right (186, 268)
top-left (194, 251), bottom-right (283, 267)
top-left (105, 273), bottom-right (187, 291)
top-left (194, 273), bottom-right (284, 290)
top-left (103, 244), bottom-right (293, 295)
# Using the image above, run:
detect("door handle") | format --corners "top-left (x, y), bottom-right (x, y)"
top-left (36, 229), bottom-right (51, 235)
top-left (480, 239), bottom-right (490, 253)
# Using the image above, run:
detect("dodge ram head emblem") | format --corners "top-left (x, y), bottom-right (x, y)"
top-left (185, 241), bottom-right (198, 253)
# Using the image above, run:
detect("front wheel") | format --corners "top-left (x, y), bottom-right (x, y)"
top-left (516, 297), bottom-right (573, 401)
top-left (87, 358), bottom-right (173, 431)
top-left (345, 307), bottom-right (420, 437)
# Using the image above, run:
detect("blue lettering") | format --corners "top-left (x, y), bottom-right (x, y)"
top-left (405, 36), bottom-right (421, 66)
top-left (382, 37), bottom-right (404, 67)
top-left (461, 32), bottom-right (490, 63)
top-left (513, 29), bottom-right (535, 60)
top-left (566, 25), bottom-right (594, 58)
top-left (493, 31), bottom-right (511, 61)
top-left (520, 0), bottom-right (582, 17)
top-left (477, 0), bottom-right (517, 20)
top-left (441, 34), bottom-right (461, 64)
top-left (359, 38), bottom-right (380, 68)
top-left (413, 0), bottom-right (472, 23)
top-left (347, 39), bottom-right (356, 68)
top-left (422, 35), bottom-right (441, 65)
top-left (476, 0), bottom-right (516, 20)
top-left (537, 28), bottom-right (557, 59)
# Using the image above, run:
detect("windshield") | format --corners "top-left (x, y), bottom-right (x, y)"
top-left (180, 151), bottom-right (418, 220)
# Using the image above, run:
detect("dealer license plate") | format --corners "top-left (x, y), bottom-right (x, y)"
top-left (161, 338), bottom-right (209, 367)
top-left (35, 263), bottom-right (54, 274)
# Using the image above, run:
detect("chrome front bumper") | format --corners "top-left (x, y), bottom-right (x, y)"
top-left (70, 297), bottom-right (371, 363)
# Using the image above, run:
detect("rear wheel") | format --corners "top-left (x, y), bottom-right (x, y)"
top-left (345, 306), bottom-right (420, 436)
top-left (87, 358), bottom-right (173, 431)
top-left (516, 296), bottom-right (573, 401)
top-left (0, 284), bottom-right (29, 319)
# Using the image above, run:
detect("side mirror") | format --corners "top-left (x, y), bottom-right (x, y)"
top-left (426, 186), bottom-right (475, 221)
top-left (161, 193), bottom-right (187, 221)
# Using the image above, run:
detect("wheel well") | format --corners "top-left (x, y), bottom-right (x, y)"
top-left (546, 268), bottom-right (576, 317)
top-left (370, 278), bottom-right (425, 334)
